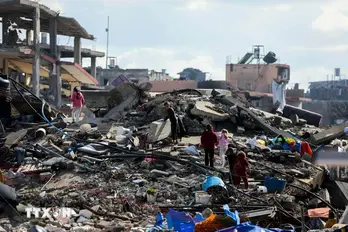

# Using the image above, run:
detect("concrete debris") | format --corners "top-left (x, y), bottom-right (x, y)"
top-left (2, 84), bottom-right (348, 231)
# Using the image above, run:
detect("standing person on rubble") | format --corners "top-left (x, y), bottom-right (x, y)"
top-left (225, 144), bottom-right (237, 182)
top-left (70, 86), bottom-right (85, 124)
top-left (219, 129), bottom-right (229, 168)
top-left (234, 151), bottom-right (249, 189)
top-left (201, 124), bottom-right (218, 168)
top-left (164, 102), bottom-right (178, 144)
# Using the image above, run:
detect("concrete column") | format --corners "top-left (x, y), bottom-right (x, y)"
top-left (74, 37), bottom-right (81, 64)
top-left (56, 51), bottom-right (62, 107)
top-left (2, 15), bottom-right (8, 45)
top-left (26, 30), bottom-right (32, 45)
top-left (32, 7), bottom-right (40, 97)
top-left (91, 56), bottom-right (96, 78)
top-left (48, 17), bottom-right (61, 107)
top-left (49, 18), bottom-right (58, 58)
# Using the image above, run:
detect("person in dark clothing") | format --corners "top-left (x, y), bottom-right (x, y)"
top-left (164, 102), bottom-right (178, 144)
top-left (225, 144), bottom-right (237, 182)
top-left (200, 124), bottom-right (218, 167)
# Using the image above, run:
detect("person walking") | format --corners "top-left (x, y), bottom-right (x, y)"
top-left (219, 129), bottom-right (229, 168)
top-left (164, 102), bottom-right (178, 144)
top-left (200, 124), bottom-right (218, 168)
top-left (225, 144), bottom-right (237, 183)
top-left (234, 151), bottom-right (249, 189)
top-left (70, 87), bottom-right (85, 124)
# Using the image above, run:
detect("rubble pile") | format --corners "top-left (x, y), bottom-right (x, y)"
top-left (1, 84), bottom-right (348, 231)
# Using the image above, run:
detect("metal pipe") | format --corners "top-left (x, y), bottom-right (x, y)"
top-left (36, 144), bottom-right (95, 171)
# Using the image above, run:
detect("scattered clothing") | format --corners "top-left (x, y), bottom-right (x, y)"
top-left (301, 141), bottom-right (313, 156)
top-left (324, 218), bottom-right (337, 228)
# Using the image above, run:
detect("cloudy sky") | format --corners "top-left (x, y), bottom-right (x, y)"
top-left (40, 0), bottom-right (348, 89)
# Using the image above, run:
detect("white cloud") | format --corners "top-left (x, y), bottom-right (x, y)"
top-left (178, 0), bottom-right (208, 11)
top-left (291, 45), bottom-right (348, 52)
top-left (261, 3), bottom-right (292, 12)
top-left (312, 2), bottom-right (348, 32)
top-left (118, 48), bottom-right (175, 59)
top-left (290, 67), bottom-right (337, 90)
top-left (102, 0), bottom-right (139, 6)
top-left (275, 4), bottom-right (292, 12)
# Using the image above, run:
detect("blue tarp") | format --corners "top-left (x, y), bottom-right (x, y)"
top-left (217, 222), bottom-right (294, 232)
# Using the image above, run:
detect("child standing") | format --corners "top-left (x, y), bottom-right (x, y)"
top-left (70, 87), bottom-right (85, 124)
top-left (234, 151), bottom-right (249, 189)
top-left (219, 129), bottom-right (229, 168)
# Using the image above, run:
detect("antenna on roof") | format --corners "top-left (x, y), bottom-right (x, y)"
top-left (105, 16), bottom-right (110, 69)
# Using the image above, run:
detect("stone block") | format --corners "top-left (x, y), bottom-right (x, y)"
top-left (147, 119), bottom-right (171, 143)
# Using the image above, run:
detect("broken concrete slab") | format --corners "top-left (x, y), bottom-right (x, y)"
top-left (311, 122), bottom-right (348, 145)
top-left (240, 105), bottom-right (298, 140)
top-left (5, 129), bottom-right (28, 147)
top-left (147, 119), bottom-right (171, 143)
top-left (190, 101), bottom-right (230, 121)
top-left (104, 83), bottom-right (141, 120)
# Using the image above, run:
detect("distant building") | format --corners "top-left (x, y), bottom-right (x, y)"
top-left (149, 69), bottom-right (173, 81)
top-left (178, 68), bottom-right (206, 82)
top-left (308, 80), bottom-right (348, 100)
top-left (96, 66), bottom-right (149, 86)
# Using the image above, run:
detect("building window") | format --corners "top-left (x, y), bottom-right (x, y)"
top-left (103, 78), bottom-right (109, 86)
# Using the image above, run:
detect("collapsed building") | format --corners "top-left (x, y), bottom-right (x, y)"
top-left (0, 2), bottom-right (346, 230)
top-left (0, 70), bottom-right (347, 231)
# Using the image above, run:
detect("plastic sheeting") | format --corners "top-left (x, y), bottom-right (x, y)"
top-left (217, 222), bottom-right (294, 232)
top-left (272, 80), bottom-right (286, 112)
top-left (185, 146), bottom-right (200, 156)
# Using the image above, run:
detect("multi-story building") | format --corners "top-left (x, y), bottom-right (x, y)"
top-left (178, 68), bottom-right (206, 82)
top-left (0, 0), bottom-right (104, 107)
top-left (149, 69), bottom-right (173, 81)
top-left (96, 66), bottom-right (149, 86)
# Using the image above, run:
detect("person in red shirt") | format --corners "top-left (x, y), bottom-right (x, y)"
top-left (200, 124), bottom-right (218, 168)
top-left (234, 151), bottom-right (249, 189)
top-left (70, 87), bottom-right (85, 124)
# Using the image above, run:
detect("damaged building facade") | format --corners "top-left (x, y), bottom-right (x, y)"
top-left (0, 0), bottom-right (104, 107)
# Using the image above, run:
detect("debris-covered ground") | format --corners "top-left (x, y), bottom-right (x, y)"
top-left (1, 81), bottom-right (348, 231)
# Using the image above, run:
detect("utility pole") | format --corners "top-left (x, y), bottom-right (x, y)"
top-left (105, 16), bottom-right (109, 69)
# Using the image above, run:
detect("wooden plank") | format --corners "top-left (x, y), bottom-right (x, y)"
top-left (5, 129), bottom-right (28, 148)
